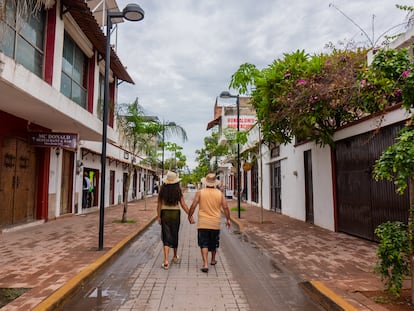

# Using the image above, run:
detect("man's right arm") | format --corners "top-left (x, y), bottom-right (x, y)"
top-left (188, 191), bottom-right (200, 218)
top-left (221, 194), bottom-right (231, 228)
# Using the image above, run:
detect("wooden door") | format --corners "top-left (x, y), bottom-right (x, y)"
top-left (251, 161), bottom-right (259, 203)
top-left (0, 137), bottom-right (37, 226)
top-left (304, 150), bottom-right (314, 224)
top-left (270, 161), bottom-right (281, 213)
top-left (60, 149), bottom-right (73, 215)
top-left (109, 170), bottom-right (115, 205)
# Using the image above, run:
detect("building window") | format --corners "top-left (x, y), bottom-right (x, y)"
top-left (97, 73), bottom-right (104, 120)
top-left (0, 0), bottom-right (45, 77)
top-left (61, 32), bottom-right (88, 108)
top-left (270, 143), bottom-right (280, 158)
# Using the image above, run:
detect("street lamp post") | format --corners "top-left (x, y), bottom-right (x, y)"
top-left (99, 4), bottom-right (144, 250)
top-left (219, 91), bottom-right (241, 219)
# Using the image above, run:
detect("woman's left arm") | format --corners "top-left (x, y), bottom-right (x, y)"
top-left (180, 196), bottom-right (195, 224)
top-left (157, 197), bottom-right (162, 225)
top-left (179, 196), bottom-right (190, 214)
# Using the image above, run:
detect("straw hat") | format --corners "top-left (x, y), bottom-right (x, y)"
top-left (201, 173), bottom-right (220, 187)
top-left (163, 171), bottom-right (181, 184)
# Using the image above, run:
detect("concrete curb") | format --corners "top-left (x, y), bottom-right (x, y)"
top-left (301, 281), bottom-right (359, 311)
top-left (32, 215), bottom-right (158, 311)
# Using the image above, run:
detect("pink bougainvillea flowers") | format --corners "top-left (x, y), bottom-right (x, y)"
top-left (402, 69), bottom-right (410, 78)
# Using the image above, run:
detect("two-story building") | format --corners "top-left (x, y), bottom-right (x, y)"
top-left (0, 0), bottom-right (154, 230)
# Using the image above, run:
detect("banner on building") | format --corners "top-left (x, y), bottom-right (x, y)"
top-left (30, 132), bottom-right (78, 149)
top-left (224, 116), bottom-right (256, 130)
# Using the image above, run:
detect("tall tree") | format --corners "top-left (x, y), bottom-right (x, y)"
top-left (162, 142), bottom-right (187, 172)
top-left (117, 98), bottom-right (160, 222)
top-left (194, 131), bottom-right (229, 179)
top-left (158, 121), bottom-right (188, 178)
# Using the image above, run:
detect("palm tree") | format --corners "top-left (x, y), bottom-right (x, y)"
top-left (158, 121), bottom-right (188, 178)
top-left (117, 98), bottom-right (160, 222)
top-left (117, 99), bottom-right (188, 221)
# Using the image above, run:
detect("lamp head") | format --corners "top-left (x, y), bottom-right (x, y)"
top-left (122, 3), bottom-right (145, 22)
top-left (219, 91), bottom-right (237, 99)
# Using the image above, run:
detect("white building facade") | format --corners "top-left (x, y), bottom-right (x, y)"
top-left (211, 32), bottom-right (412, 240)
top-left (0, 0), bottom-right (153, 230)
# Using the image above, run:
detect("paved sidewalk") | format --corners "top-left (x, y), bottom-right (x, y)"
top-left (228, 202), bottom-right (390, 311)
top-left (62, 209), bottom-right (250, 310)
top-left (0, 197), bottom-right (159, 311)
top-left (0, 194), bottom-right (395, 310)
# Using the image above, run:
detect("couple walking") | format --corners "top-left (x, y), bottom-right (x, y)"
top-left (157, 171), bottom-right (231, 273)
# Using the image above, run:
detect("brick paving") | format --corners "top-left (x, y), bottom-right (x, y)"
top-left (112, 214), bottom-right (250, 311)
top-left (229, 202), bottom-right (390, 310)
top-left (0, 197), bottom-right (159, 311)
top-left (0, 193), bottom-right (396, 310)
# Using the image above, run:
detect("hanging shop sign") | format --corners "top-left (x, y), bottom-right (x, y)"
top-left (30, 132), bottom-right (78, 149)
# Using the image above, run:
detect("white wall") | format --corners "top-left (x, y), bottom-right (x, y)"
top-left (278, 143), bottom-right (307, 221)
top-left (268, 108), bottom-right (411, 232)
top-left (264, 141), bottom-right (335, 230)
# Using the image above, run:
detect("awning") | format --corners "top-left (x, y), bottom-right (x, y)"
top-left (61, 0), bottom-right (134, 84)
top-left (206, 100), bottom-right (222, 130)
top-left (206, 116), bottom-right (221, 130)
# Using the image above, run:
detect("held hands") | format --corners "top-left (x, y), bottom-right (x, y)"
top-left (188, 215), bottom-right (195, 224)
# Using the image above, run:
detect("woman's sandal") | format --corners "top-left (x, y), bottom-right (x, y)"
top-left (162, 262), bottom-right (169, 270)
top-left (172, 256), bottom-right (181, 264)
top-left (210, 261), bottom-right (217, 265)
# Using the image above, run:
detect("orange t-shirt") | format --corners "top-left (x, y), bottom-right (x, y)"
top-left (197, 188), bottom-right (223, 230)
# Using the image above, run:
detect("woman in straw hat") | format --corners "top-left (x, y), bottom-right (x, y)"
top-left (188, 173), bottom-right (231, 273)
top-left (157, 171), bottom-right (194, 270)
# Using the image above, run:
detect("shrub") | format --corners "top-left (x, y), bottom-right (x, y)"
top-left (374, 221), bottom-right (410, 298)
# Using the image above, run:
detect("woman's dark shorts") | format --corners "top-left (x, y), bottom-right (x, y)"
top-left (197, 229), bottom-right (220, 251)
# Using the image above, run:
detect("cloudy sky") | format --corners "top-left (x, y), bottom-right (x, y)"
top-left (114, 0), bottom-right (412, 170)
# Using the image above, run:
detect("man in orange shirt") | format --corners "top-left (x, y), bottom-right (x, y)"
top-left (188, 173), bottom-right (231, 273)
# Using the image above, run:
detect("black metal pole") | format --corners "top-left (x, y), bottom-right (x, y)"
top-left (99, 14), bottom-right (112, 250)
top-left (236, 95), bottom-right (241, 219)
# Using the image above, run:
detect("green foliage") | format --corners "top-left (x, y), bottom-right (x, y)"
top-left (228, 46), bottom-right (414, 147)
top-left (159, 121), bottom-right (188, 172)
top-left (396, 3), bottom-right (414, 28)
top-left (374, 221), bottom-right (410, 298)
top-left (222, 127), bottom-right (248, 156)
top-left (159, 121), bottom-right (188, 143)
top-left (231, 49), bottom-right (368, 146)
top-left (373, 122), bottom-right (414, 194)
top-left (358, 48), bottom-right (413, 112)
top-left (117, 99), bottom-right (161, 155)
top-left (194, 132), bottom-right (228, 175)
top-left (229, 63), bottom-right (260, 95)
top-left (396, 4), bottom-right (414, 12)
top-left (180, 172), bottom-right (196, 187)
top-left (113, 219), bottom-right (136, 224)
top-left (164, 142), bottom-right (186, 171)
top-left (230, 206), bottom-right (246, 212)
